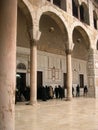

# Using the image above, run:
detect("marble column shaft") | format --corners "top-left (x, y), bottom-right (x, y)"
top-left (0, 0), bottom-right (17, 130)
top-left (66, 50), bottom-right (72, 100)
top-left (30, 41), bottom-right (37, 105)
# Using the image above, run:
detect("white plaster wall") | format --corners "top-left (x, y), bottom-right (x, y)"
top-left (16, 47), bottom-right (88, 89)
top-left (72, 58), bottom-right (88, 86)
top-left (37, 51), bottom-right (66, 88)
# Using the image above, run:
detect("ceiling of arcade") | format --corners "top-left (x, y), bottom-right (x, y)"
top-left (38, 14), bottom-right (68, 55)
top-left (17, 0), bottom-right (32, 48)
top-left (72, 27), bottom-right (90, 60)
top-left (17, 7), bottom-right (30, 48)
top-left (17, 10), bottom-right (69, 55)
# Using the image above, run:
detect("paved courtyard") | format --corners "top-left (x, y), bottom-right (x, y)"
top-left (15, 97), bottom-right (98, 130)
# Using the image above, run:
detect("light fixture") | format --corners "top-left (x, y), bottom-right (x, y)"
top-left (77, 38), bottom-right (81, 43)
top-left (49, 27), bottom-right (54, 32)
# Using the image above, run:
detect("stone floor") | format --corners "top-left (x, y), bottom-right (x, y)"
top-left (15, 97), bottom-right (98, 130)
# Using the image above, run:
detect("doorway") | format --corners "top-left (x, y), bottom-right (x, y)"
top-left (16, 73), bottom-right (26, 101)
top-left (63, 73), bottom-right (67, 88)
top-left (79, 74), bottom-right (84, 88)
top-left (37, 71), bottom-right (43, 99)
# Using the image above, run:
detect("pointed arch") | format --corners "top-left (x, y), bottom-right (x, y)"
top-left (17, 0), bottom-right (33, 47)
top-left (37, 5), bottom-right (70, 45)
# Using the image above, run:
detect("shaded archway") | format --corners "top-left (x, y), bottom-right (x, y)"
top-left (72, 26), bottom-right (90, 60)
top-left (37, 11), bottom-right (69, 98)
top-left (16, 0), bottom-right (33, 102)
top-left (17, 0), bottom-right (33, 48)
top-left (72, 26), bottom-right (90, 92)
top-left (39, 11), bottom-right (68, 55)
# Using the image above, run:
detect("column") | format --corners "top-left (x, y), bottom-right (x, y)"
top-left (66, 49), bottom-right (72, 100)
top-left (30, 40), bottom-right (37, 105)
top-left (78, 6), bottom-right (80, 20)
top-left (0, 0), bottom-right (17, 130)
top-left (66, 0), bottom-right (72, 15)
top-left (51, 0), bottom-right (53, 4)
top-left (88, 0), bottom-right (94, 28)
top-left (87, 49), bottom-right (95, 97)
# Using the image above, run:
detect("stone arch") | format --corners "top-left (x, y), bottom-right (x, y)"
top-left (19, 0), bottom-right (34, 20)
top-left (71, 21), bottom-right (91, 47)
top-left (72, 25), bottom-right (90, 60)
top-left (72, 25), bottom-right (90, 48)
top-left (37, 6), bottom-right (68, 29)
top-left (17, 63), bottom-right (26, 70)
top-left (18, 0), bottom-right (34, 43)
top-left (71, 22), bottom-right (91, 60)
top-left (38, 10), bottom-right (69, 54)
top-left (71, 24), bottom-right (91, 88)
top-left (37, 5), bottom-right (70, 50)
top-left (80, 2), bottom-right (90, 25)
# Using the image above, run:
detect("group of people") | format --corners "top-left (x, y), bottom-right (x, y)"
top-left (72, 84), bottom-right (88, 97)
top-left (37, 85), bottom-right (65, 101)
top-left (15, 86), bottom-right (30, 103)
top-left (15, 84), bottom-right (89, 103)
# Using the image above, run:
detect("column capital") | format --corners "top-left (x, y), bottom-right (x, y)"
top-left (65, 49), bottom-right (72, 54)
top-left (30, 39), bottom-right (38, 47)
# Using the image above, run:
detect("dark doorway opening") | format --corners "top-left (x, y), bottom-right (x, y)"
top-left (16, 73), bottom-right (26, 102)
top-left (16, 73), bottom-right (26, 91)
top-left (79, 74), bottom-right (84, 88)
top-left (63, 73), bottom-right (67, 88)
top-left (37, 71), bottom-right (43, 99)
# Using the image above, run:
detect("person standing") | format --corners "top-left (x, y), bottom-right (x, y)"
top-left (72, 86), bottom-right (74, 97)
top-left (84, 85), bottom-right (88, 96)
top-left (76, 84), bottom-right (80, 97)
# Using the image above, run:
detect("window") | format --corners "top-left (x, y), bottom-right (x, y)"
top-left (79, 74), bottom-right (84, 88)
top-left (53, 0), bottom-right (61, 7)
top-left (93, 11), bottom-right (97, 29)
top-left (80, 3), bottom-right (90, 25)
top-left (72, 0), bottom-right (78, 18)
top-left (17, 63), bottom-right (26, 70)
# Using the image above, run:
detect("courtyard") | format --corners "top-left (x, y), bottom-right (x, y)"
top-left (15, 97), bottom-right (98, 130)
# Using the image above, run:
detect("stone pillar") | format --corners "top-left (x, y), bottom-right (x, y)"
top-left (51, 0), bottom-right (53, 4)
top-left (66, 49), bottom-right (72, 100)
top-left (30, 40), bottom-right (37, 105)
top-left (78, 6), bottom-right (80, 20)
top-left (88, 0), bottom-right (94, 28)
top-left (66, 0), bottom-right (72, 15)
top-left (87, 49), bottom-right (95, 97)
top-left (0, 0), bottom-right (17, 130)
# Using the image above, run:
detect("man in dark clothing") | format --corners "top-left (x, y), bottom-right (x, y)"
top-left (76, 84), bottom-right (80, 97)
top-left (84, 85), bottom-right (88, 96)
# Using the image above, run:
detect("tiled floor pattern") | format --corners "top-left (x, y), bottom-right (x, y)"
top-left (15, 97), bottom-right (98, 130)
